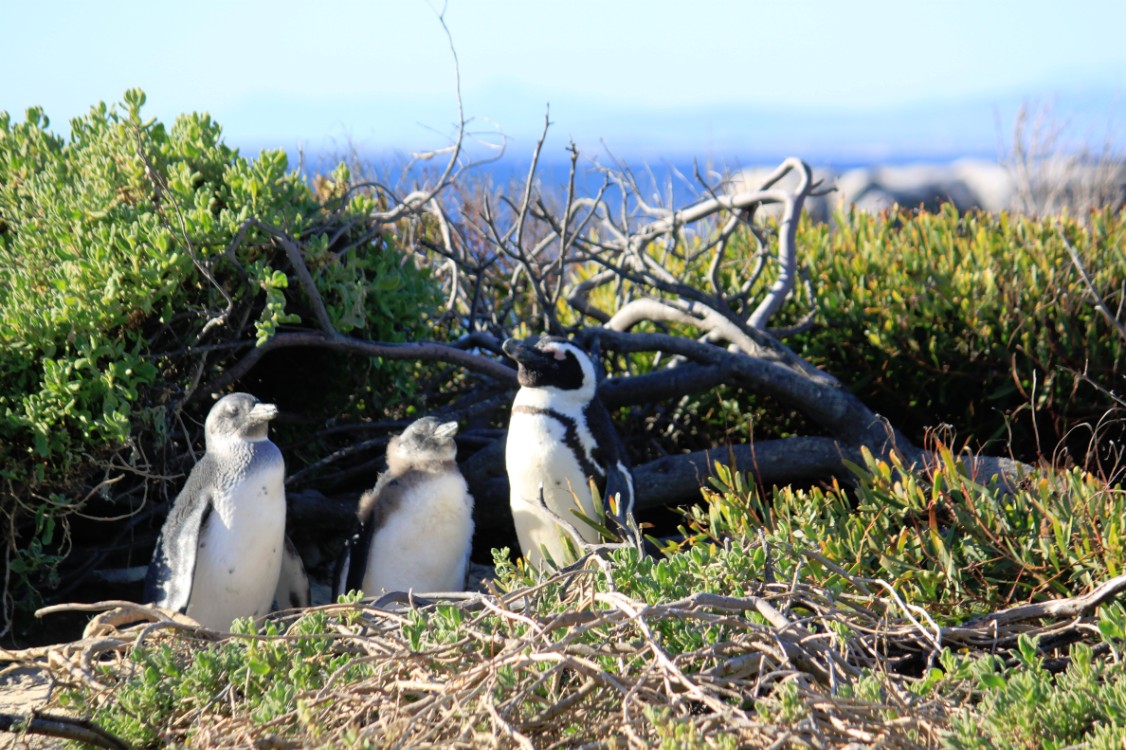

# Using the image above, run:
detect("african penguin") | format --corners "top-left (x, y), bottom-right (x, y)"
top-left (336, 417), bottom-right (474, 598)
top-left (503, 336), bottom-right (635, 568)
top-left (144, 392), bottom-right (287, 630)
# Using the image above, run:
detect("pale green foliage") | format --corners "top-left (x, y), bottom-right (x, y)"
top-left (942, 634), bottom-right (1126, 749)
top-left (0, 90), bottom-right (442, 620)
top-left (790, 205), bottom-right (1126, 454)
top-left (685, 452), bottom-right (1126, 614)
top-left (61, 611), bottom-right (371, 746)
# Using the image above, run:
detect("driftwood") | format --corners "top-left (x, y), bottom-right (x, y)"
top-left (235, 152), bottom-right (1028, 541)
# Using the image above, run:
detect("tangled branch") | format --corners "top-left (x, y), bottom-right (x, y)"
top-left (10, 549), bottom-right (1126, 748)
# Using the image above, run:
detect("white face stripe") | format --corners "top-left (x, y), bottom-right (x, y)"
top-left (537, 341), bottom-right (598, 399)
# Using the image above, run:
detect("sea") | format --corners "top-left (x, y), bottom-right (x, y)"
top-left (289, 146), bottom-right (995, 217)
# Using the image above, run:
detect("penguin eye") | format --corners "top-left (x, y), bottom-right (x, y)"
top-left (543, 345), bottom-right (567, 361)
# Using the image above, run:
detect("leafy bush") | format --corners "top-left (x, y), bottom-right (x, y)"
top-left (571, 205), bottom-right (1125, 465)
top-left (789, 205), bottom-right (1125, 460)
top-left (943, 634), bottom-right (1126, 749)
top-left (61, 611), bottom-right (372, 746)
top-left (0, 90), bottom-right (442, 627)
top-left (684, 452), bottom-right (1126, 615)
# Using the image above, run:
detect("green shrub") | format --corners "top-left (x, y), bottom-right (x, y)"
top-left (788, 205), bottom-right (1125, 459)
top-left (943, 634), bottom-right (1126, 749)
top-left (682, 452), bottom-right (1126, 615)
top-left (61, 611), bottom-right (370, 746)
top-left (0, 90), bottom-right (442, 626)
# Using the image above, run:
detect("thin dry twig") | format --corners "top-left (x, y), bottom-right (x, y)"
top-left (14, 552), bottom-right (1126, 749)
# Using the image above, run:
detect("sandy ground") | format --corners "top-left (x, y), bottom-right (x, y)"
top-left (0, 669), bottom-right (60, 749)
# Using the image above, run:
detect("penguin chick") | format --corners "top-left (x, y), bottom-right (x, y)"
top-left (503, 336), bottom-right (635, 568)
top-left (337, 417), bottom-right (474, 597)
top-left (144, 392), bottom-right (287, 630)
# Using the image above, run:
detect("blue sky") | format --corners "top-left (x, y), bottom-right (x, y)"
top-left (4, 1), bottom-right (1124, 165)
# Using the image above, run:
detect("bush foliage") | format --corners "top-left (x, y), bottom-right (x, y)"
top-left (0, 90), bottom-right (442, 622)
top-left (791, 205), bottom-right (1124, 459)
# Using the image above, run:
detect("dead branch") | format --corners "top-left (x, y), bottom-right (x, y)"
top-left (0, 712), bottom-right (132, 750)
top-left (200, 331), bottom-right (515, 396)
top-left (963, 571), bottom-right (1126, 628)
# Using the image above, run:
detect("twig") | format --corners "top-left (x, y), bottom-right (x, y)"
top-left (1060, 224), bottom-right (1126, 343)
top-left (964, 571), bottom-right (1126, 628)
top-left (0, 712), bottom-right (133, 750)
top-left (200, 331), bottom-right (516, 395)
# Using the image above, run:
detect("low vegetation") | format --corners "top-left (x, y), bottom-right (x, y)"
top-left (20, 455), bottom-right (1126, 748)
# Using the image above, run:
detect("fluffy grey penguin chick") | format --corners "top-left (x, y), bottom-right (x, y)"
top-left (144, 392), bottom-right (287, 630)
top-left (503, 336), bottom-right (635, 568)
top-left (337, 417), bottom-right (474, 597)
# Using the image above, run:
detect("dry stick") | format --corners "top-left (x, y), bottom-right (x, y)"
top-left (963, 571), bottom-right (1126, 628)
top-left (244, 220), bottom-right (338, 336)
top-left (370, 8), bottom-right (467, 225)
top-left (201, 331), bottom-right (516, 396)
top-left (508, 112), bottom-right (558, 330)
top-left (1060, 225), bottom-right (1126, 343)
top-left (550, 142), bottom-right (582, 308)
top-left (0, 713), bottom-right (133, 750)
top-left (594, 591), bottom-right (748, 722)
top-left (605, 297), bottom-right (770, 360)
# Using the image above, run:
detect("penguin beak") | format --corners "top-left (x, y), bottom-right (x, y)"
top-left (248, 403), bottom-right (278, 424)
top-left (434, 421), bottom-right (458, 439)
top-left (502, 338), bottom-right (549, 366)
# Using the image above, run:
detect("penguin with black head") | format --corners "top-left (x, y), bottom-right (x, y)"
top-left (502, 335), bottom-right (635, 567)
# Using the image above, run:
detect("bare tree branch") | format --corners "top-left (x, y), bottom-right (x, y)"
top-left (964, 571), bottom-right (1126, 627)
top-left (201, 332), bottom-right (515, 396)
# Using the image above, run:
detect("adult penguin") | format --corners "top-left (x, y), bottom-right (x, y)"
top-left (503, 336), bottom-right (635, 567)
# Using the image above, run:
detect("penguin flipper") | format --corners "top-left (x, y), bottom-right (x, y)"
top-left (144, 466), bottom-right (217, 613)
top-left (604, 461), bottom-right (635, 518)
top-left (584, 399), bottom-right (636, 533)
top-left (338, 488), bottom-right (375, 597)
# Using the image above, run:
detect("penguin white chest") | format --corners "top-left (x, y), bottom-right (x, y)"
top-left (506, 407), bottom-right (600, 566)
top-left (363, 472), bottom-right (474, 595)
top-left (189, 458), bottom-right (286, 629)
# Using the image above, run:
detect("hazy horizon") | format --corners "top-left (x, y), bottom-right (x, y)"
top-left (4, 1), bottom-right (1123, 168)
